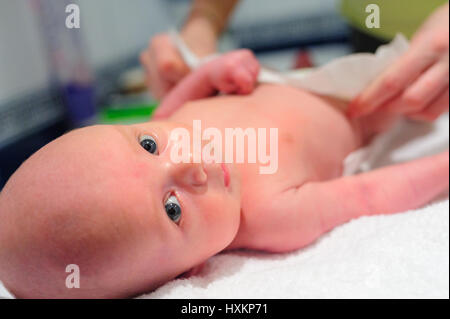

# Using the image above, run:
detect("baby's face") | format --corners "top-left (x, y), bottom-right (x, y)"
top-left (0, 121), bottom-right (241, 298)
top-left (116, 120), bottom-right (242, 267)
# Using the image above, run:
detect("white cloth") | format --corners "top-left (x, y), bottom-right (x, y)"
top-left (170, 30), bottom-right (409, 102)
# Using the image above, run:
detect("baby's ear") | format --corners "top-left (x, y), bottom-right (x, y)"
top-left (177, 262), bottom-right (205, 279)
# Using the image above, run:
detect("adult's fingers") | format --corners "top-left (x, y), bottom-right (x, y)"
top-left (140, 50), bottom-right (153, 89)
top-left (141, 49), bottom-right (174, 100)
top-left (150, 64), bottom-right (175, 100)
top-left (402, 61), bottom-right (448, 112)
top-left (381, 61), bottom-right (449, 114)
top-left (153, 35), bottom-right (190, 83)
top-left (408, 88), bottom-right (449, 122)
top-left (348, 47), bottom-right (436, 118)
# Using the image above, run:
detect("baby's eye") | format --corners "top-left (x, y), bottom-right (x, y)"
top-left (140, 135), bottom-right (158, 155)
top-left (164, 194), bottom-right (182, 224)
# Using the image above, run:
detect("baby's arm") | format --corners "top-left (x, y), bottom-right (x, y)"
top-left (152, 50), bottom-right (260, 119)
top-left (244, 151), bottom-right (449, 252)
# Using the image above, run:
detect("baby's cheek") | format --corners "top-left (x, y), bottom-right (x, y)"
top-left (198, 193), bottom-right (227, 223)
top-left (179, 191), bottom-right (239, 264)
top-left (199, 192), bottom-right (239, 239)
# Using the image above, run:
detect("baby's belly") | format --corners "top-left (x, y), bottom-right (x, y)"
top-left (171, 84), bottom-right (359, 191)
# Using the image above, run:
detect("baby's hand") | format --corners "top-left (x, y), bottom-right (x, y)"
top-left (208, 50), bottom-right (260, 95)
top-left (152, 49), bottom-right (259, 119)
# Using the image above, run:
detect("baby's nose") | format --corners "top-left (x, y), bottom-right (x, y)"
top-left (171, 161), bottom-right (208, 188)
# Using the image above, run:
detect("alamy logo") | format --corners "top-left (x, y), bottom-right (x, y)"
top-left (65, 4), bottom-right (80, 29)
top-left (365, 4), bottom-right (380, 29)
top-left (65, 264), bottom-right (80, 289)
top-left (169, 120), bottom-right (279, 175)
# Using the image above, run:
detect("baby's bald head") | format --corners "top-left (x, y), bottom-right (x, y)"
top-left (0, 126), bottom-right (180, 298)
top-left (0, 122), bottom-right (242, 298)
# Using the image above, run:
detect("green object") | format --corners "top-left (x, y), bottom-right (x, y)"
top-left (340, 0), bottom-right (446, 41)
top-left (99, 102), bottom-right (158, 124)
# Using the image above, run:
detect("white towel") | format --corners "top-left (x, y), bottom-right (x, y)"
top-left (142, 201), bottom-right (449, 299)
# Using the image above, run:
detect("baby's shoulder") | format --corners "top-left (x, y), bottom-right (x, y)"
top-left (231, 179), bottom-right (309, 251)
top-left (240, 172), bottom-right (307, 217)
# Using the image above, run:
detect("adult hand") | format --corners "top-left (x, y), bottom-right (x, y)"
top-left (140, 18), bottom-right (218, 100)
top-left (348, 3), bottom-right (449, 122)
top-left (140, 34), bottom-right (189, 100)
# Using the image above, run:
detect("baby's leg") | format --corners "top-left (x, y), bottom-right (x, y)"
top-left (152, 50), bottom-right (259, 119)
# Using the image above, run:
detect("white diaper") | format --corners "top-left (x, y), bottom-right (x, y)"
top-left (169, 30), bottom-right (410, 175)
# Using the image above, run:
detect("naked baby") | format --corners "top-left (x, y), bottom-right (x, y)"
top-left (0, 50), bottom-right (448, 298)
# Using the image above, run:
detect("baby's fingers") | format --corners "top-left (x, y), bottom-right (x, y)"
top-left (233, 68), bottom-right (255, 94)
top-left (152, 35), bottom-right (190, 83)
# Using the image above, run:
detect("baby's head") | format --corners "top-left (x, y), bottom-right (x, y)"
top-left (0, 121), bottom-right (241, 298)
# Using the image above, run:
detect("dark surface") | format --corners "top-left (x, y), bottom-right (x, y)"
top-left (350, 26), bottom-right (388, 53)
top-left (0, 119), bottom-right (70, 190)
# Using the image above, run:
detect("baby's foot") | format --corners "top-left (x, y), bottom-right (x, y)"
top-left (209, 50), bottom-right (260, 95)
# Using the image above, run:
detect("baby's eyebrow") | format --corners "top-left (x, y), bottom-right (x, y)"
top-left (113, 126), bottom-right (143, 153)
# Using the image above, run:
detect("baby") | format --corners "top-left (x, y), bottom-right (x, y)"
top-left (0, 50), bottom-right (448, 298)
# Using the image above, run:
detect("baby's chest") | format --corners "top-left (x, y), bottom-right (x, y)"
top-left (177, 87), bottom-right (356, 185)
top-left (236, 107), bottom-right (353, 191)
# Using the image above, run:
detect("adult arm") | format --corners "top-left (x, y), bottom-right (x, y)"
top-left (140, 0), bottom-right (241, 99)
